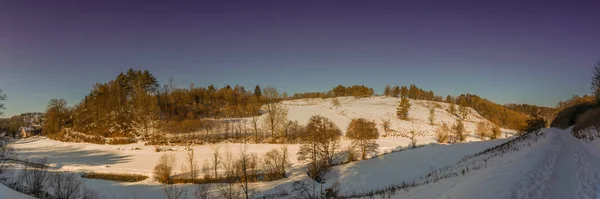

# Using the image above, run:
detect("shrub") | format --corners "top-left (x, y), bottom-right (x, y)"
top-left (452, 119), bottom-right (467, 142)
top-left (573, 108), bottom-right (600, 134)
top-left (435, 123), bottom-right (450, 143)
top-left (81, 172), bottom-right (148, 182)
top-left (154, 154), bottom-right (176, 183)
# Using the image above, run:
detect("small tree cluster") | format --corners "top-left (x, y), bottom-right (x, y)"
top-left (475, 121), bottom-right (491, 140)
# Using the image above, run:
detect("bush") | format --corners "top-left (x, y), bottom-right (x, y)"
top-left (81, 172), bottom-right (149, 182)
top-left (435, 123), bottom-right (450, 143)
top-left (452, 119), bottom-right (467, 142)
top-left (154, 154), bottom-right (176, 183)
top-left (573, 108), bottom-right (600, 134)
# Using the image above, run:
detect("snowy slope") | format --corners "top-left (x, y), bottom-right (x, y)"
top-left (6, 96), bottom-right (520, 198)
top-left (0, 183), bottom-right (34, 199)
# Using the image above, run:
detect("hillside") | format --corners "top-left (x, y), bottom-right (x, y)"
top-left (2, 96), bottom-right (519, 199)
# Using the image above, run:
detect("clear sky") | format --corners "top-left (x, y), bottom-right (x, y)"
top-left (1, 0), bottom-right (599, 117)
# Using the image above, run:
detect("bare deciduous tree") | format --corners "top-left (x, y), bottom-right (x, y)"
top-left (211, 144), bottom-right (221, 179)
top-left (297, 115), bottom-right (342, 179)
top-left (163, 184), bottom-right (187, 199)
top-left (250, 115), bottom-right (261, 142)
top-left (20, 158), bottom-right (50, 198)
top-left (261, 86), bottom-right (288, 140)
top-left (380, 118), bottom-right (391, 137)
top-left (50, 172), bottom-right (83, 199)
top-left (185, 145), bottom-right (199, 179)
top-left (194, 184), bottom-right (212, 199)
top-left (0, 146), bottom-right (14, 175)
top-left (262, 146), bottom-right (290, 180)
top-left (154, 154), bottom-right (176, 183)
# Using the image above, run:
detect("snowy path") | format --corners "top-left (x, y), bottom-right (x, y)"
top-left (513, 129), bottom-right (600, 199)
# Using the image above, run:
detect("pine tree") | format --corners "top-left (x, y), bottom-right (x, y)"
top-left (396, 97), bottom-right (411, 120)
top-left (408, 84), bottom-right (419, 99)
top-left (254, 85), bottom-right (262, 99)
top-left (445, 95), bottom-right (453, 103)
top-left (392, 86), bottom-right (400, 97)
top-left (400, 86), bottom-right (409, 98)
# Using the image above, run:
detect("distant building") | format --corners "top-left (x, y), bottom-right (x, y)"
top-left (19, 127), bottom-right (35, 138)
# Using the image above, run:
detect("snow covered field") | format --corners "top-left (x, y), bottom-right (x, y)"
top-left (3, 97), bottom-right (540, 199)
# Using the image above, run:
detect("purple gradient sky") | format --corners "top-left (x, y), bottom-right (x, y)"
top-left (1, 0), bottom-right (599, 117)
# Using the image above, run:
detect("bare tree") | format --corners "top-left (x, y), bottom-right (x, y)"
top-left (50, 172), bottom-right (83, 199)
top-left (194, 184), bottom-right (212, 199)
top-left (235, 146), bottom-right (257, 199)
top-left (185, 145), bottom-right (199, 179)
top-left (346, 118), bottom-right (379, 160)
top-left (262, 86), bottom-right (288, 139)
top-left (163, 184), bottom-right (187, 199)
top-left (262, 146), bottom-right (290, 180)
top-left (0, 146), bottom-right (14, 175)
top-left (250, 115), bottom-right (261, 142)
top-left (20, 158), bottom-right (50, 198)
top-left (297, 115), bottom-right (342, 179)
top-left (408, 130), bottom-right (418, 148)
top-left (154, 154), bottom-right (176, 183)
top-left (380, 118), bottom-right (391, 137)
top-left (211, 145), bottom-right (221, 179)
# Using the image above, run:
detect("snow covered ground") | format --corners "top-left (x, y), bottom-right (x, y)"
top-left (4, 97), bottom-right (531, 198)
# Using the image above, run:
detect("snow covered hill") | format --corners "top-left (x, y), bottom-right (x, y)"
top-left (3, 96), bottom-right (525, 199)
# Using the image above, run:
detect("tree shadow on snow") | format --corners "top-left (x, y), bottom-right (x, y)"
top-left (14, 145), bottom-right (132, 169)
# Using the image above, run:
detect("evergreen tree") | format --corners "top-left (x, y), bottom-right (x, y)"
top-left (396, 97), bottom-right (411, 120)
top-left (408, 84), bottom-right (419, 99)
top-left (445, 95), bottom-right (453, 103)
top-left (392, 86), bottom-right (400, 97)
top-left (459, 98), bottom-right (469, 120)
top-left (400, 86), bottom-right (409, 98)
top-left (254, 85), bottom-right (262, 98)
